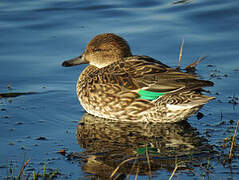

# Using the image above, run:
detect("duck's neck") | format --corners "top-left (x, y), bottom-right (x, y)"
top-left (80, 65), bottom-right (99, 79)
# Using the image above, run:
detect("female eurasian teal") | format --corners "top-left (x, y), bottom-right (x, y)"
top-left (62, 33), bottom-right (214, 123)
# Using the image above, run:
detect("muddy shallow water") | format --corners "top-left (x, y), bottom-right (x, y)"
top-left (1, 0), bottom-right (239, 179)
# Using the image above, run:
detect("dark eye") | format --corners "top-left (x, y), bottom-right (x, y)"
top-left (93, 47), bottom-right (101, 52)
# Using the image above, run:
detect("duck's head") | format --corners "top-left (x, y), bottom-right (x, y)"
top-left (62, 33), bottom-right (132, 68)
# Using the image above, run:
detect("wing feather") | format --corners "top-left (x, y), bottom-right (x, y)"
top-left (92, 55), bottom-right (213, 92)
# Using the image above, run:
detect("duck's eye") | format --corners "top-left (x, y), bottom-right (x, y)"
top-left (93, 47), bottom-right (101, 52)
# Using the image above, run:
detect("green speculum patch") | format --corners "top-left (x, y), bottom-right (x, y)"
top-left (138, 89), bottom-right (167, 100)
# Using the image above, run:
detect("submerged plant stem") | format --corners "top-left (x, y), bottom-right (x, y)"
top-left (169, 164), bottom-right (178, 180)
top-left (110, 157), bottom-right (138, 179)
top-left (146, 146), bottom-right (152, 180)
top-left (229, 119), bottom-right (239, 160)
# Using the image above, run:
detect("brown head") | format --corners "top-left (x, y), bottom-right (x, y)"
top-left (62, 33), bottom-right (132, 68)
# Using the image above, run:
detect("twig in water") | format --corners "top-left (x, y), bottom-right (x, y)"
top-left (229, 119), bottom-right (239, 160)
top-left (185, 56), bottom-right (208, 69)
top-left (110, 157), bottom-right (138, 179)
top-left (127, 154), bottom-right (139, 180)
top-left (134, 163), bottom-right (139, 180)
top-left (169, 163), bottom-right (178, 180)
top-left (177, 39), bottom-right (184, 68)
top-left (145, 146), bottom-right (152, 180)
top-left (17, 159), bottom-right (31, 179)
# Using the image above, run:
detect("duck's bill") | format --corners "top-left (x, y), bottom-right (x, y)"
top-left (62, 54), bottom-right (88, 67)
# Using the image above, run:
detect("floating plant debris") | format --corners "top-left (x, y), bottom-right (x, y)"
top-left (0, 92), bottom-right (37, 98)
top-left (35, 136), bottom-right (48, 140)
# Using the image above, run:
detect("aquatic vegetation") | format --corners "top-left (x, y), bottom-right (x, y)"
top-left (4, 160), bottom-right (60, 180)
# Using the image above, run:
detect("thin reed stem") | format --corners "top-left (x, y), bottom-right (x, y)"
top-left (177, 39), bottom-right (184, 68)
top-left (229, 119), bottom-right (239, 160)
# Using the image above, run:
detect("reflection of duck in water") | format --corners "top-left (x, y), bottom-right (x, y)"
top-left (62, 33), bottom-right (214, 123)
top-left (76, 113), bottom-right (212, 179)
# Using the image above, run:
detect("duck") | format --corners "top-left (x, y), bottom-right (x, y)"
top-left (62, 33), bottom-right (214, 123)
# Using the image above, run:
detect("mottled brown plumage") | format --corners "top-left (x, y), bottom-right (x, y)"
top-left (62, 33), bottom-right (214, 123)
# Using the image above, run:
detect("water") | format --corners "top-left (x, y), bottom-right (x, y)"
top-left (0, 0), bottom-right (239, 179)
